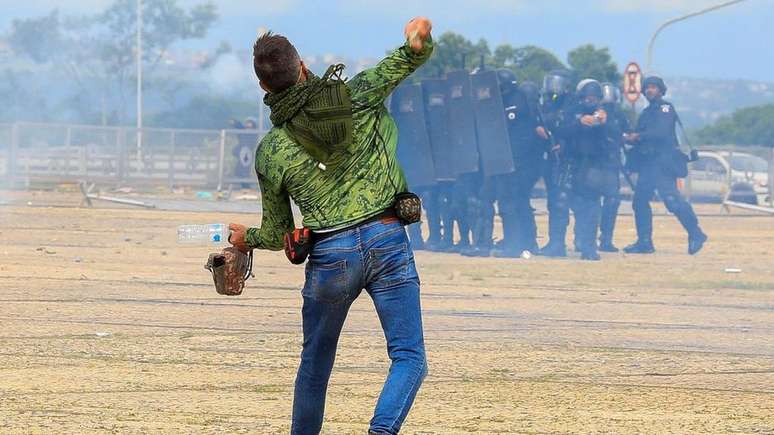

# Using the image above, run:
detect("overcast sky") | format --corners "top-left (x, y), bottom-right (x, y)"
top-left (1, 0), bottom-right (771, 82)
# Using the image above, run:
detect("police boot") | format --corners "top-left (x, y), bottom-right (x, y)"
top-left (538, 242), bottom-right (567, 258)
top-left (623, 239), bottom-right (655, 254)
top-left (460, 245), bottom-right (491, 257)
top-left (598, 237), bottom-right (619, 253)
top-left (452, 237), bottom-right (471, 253)
top-left (688, 230), bottom-right (708, 255)
top-left (581, 250), bottom-right (601, 261)
top-left (492, 245), bottom-right (522, 258)
top-left (425, 237), bottom-right (454, 253)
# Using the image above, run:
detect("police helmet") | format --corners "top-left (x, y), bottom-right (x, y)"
top-left (642, 76), bottom-right (667, 96)
top-left (576, 79), bottom-right (603, 99)
top-left (600, 82), bottom-right (622, 105)
top-left (519, 81), bottom-right (541, 104)
top-left (496, 68), bottom-right (518, 95)
top-left (542, 69), bottom-right (572, 96)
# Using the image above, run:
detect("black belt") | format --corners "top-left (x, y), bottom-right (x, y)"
top-left (313, 209), bottom-right (398, 242)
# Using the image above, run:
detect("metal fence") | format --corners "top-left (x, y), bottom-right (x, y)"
top-left (0, 123), bottom-right (12, 178)
top-left (1, 122), bottom-right (772, 209)
top-left (1, 122), bottom-right (268, 189)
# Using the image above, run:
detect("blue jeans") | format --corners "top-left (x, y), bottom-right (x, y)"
top-left (291, 219), bottom-right (427, 435)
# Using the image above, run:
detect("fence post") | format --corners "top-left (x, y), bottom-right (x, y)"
top-left (726, 149), bottom-right (734, 200)
top-left (217, 129), bottom-right (226, 191)
top-left (117, 128), bottom-right (126, 185)
top-left (8, 123), bottom-right (19, 188)
top-left (64, 126), bottom-right (72, 176)
top-left (769, 147), bottom-right (774, 208)
top-left (168, 131), bottom-right (176, 191)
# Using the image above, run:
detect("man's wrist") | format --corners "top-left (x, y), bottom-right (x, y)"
top-left (405, 35), bottom-right (433, 55)
top-left (245, 227), bottom-right (261, 249)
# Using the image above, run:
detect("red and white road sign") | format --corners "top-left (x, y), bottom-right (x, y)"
top-left (623, 62), bottom-right (643, 104)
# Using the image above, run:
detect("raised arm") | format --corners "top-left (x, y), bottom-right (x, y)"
top-left (349, 17), bottom-right (434, 110)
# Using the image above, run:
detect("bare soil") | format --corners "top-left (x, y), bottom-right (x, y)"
top-left (0, 191), bottom-right (772, 434)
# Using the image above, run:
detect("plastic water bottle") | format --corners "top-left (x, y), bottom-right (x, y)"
top-left (177, 223), bottom-right (229, 244)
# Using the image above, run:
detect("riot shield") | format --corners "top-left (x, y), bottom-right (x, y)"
top-left (471, 70), bottom-right (515, 177)
top-left (421, 79), bottom-right (456, 181)
top-left (445, 70), bottom-right (480, 176)
top-left (389, 84), bottom-right (437, 189)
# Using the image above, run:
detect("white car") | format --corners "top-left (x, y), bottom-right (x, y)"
top-left (688, 151), bottom-right (770, 205)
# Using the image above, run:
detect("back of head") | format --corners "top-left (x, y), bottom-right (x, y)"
top-left (519, 81), bottom-right (540, 104)
top-left (253, 32), bottom-right (302, 94)
top-left (496, 68), bottom-right (518, 95)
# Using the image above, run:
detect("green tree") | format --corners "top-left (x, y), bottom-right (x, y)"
top-left (492, 44), bottom-right (565, 84)
top-left (567, 44), bottom-right (621, 84)
top-left (414, 32), bottom-right (492, 78)
top-left (696, 104), bottom-right (774, 147)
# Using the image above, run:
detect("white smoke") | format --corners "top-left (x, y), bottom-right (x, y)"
top-left (206, 53), bottom-right (258, 97)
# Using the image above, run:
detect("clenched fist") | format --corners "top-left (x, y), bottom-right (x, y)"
top-left (228, 223), bottom-right (251, 254)
top-left (405, 17), bottom-right (432, 53)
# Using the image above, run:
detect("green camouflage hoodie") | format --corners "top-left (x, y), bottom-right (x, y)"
top-left (245, 38), bottom-right (433, 251)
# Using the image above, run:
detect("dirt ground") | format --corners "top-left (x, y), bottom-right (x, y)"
top-left (0, 191), bottom-right (772, 434)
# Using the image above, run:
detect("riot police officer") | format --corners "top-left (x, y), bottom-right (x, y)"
top-left (598, 82), bottom-right (631, 252)
top-left (460, 68), bottom-right (520, 257)
top-left (539, 69), bottom-right (574, 257)
top-left (623, 76), bottom-right (708, 255)
top-left (493, 76), bottom-right (547, 257)
top-left (562, 79), bottom-right (618, 261)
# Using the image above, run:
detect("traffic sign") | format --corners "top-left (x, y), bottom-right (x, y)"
top-left (623, 62), bottom-right (643, 104)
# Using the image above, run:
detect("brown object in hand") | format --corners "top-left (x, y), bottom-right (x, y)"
top-left (204, 247), bottom-right (253, 296)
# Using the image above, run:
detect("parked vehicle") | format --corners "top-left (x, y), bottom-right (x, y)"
top-left (688, 151), bottom-right (770, 205)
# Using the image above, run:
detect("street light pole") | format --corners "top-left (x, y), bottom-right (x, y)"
top-left (136, 0), bottom-right (143, 163)
top-left (646, 0), bottom-right (749, 73)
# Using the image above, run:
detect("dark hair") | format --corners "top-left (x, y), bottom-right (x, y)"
top-left (253, 32), bottom-right (301, 93)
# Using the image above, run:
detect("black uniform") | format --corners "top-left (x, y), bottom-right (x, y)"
top-left (562, 102), bottom-right (618, 260)
top-left (540, 95), bottom-right (573, 256)
top-left (424, 181), bottom-right (456, 251)
top-left (627, 98), bottom-right (706, 253)
top-left (494, 84), bottom-right (545, 256)
top-left (598, 103), bottom-right (631, 250)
